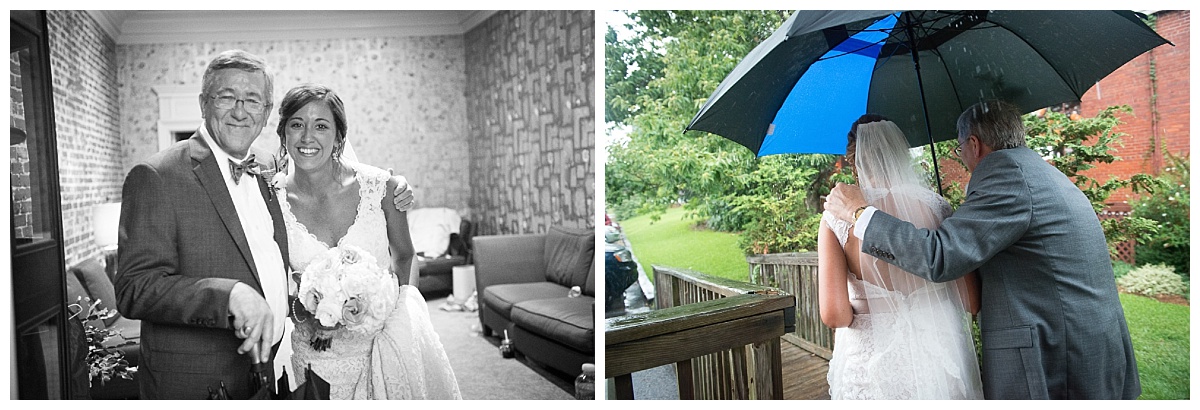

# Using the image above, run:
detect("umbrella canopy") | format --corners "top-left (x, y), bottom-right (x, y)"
top-left (686, 10), bottom-right (1171, 156)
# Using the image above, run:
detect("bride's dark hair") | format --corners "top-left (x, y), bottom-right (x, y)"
top-left (275, 83), bottom-right (349, 163)
top-left (845, 113), bottom-right (889, 182)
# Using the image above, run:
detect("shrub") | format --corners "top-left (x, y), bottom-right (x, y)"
top-left (1112, 260), bottom-right (1134, 279)
top-left (1131, 152), bottom-right (1189, 277)
top-left (737, 199), bottom-right (821, 255)
top-left (1117, 263), bottom-right (1188, 298)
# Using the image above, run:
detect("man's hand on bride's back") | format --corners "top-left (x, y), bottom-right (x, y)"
top-left (387, 168), bottom-right (415, 212)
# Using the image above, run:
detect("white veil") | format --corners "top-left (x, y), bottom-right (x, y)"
top-left (852, 120), bottom-right (983, 398)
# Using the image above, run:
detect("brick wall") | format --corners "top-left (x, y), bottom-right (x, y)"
top-left (465, 10), bottom-right (595, 236)
top-left (1079, 10), bottom-right (1189, 203)
top-left (46, 10), bottom-right (124, 268)
top-left (117, 34), bottom-right (471, 214)
top-left (11, 51), bottom-right (34, 238)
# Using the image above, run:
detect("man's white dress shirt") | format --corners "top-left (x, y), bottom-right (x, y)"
top-left (199, 127), bottom-right (289, 382)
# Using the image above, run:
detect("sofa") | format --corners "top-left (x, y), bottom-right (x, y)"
top-left (408, 207), bottom-right (473, 295)
top-left (64, 257), bottom-right (141, 399)
top-left (474, 226), bottom-right (595, 377)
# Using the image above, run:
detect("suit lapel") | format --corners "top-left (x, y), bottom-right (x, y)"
top-left (257, 173), bottom-right (290, 272)
top-left (257, 173), bottom-right (291, 364)
top-left (188, 135), bottom-right (262, 287)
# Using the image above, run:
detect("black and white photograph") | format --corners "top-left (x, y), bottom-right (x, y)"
top-left (8, 9), bottom-right (595, 400)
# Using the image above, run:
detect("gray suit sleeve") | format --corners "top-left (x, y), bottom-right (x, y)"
top-left (860, 156), bottom-right (1032, 283)
top-left (115, 163), bottom-right (237, 327)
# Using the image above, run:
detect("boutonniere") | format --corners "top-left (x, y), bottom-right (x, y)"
top-left (260, 155), bottom-right (289, 201)
top-left (265, 175), bottom-right (281, 201)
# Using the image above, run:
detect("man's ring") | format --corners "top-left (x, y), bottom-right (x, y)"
top-left (242, 326), bottom-right (251, 334)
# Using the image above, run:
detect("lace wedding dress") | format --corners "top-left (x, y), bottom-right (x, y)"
top-left (822, 186), bottom-right (984, 399)
top-left (278, 163), bottom-right (461, 399)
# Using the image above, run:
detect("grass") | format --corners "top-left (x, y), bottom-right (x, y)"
top-left (617, 206), bottom-right (748, 281)
top-left (618, 208), bottom-right (1190, 399)
top-left (1120, 293), bottom-right (1190, 400)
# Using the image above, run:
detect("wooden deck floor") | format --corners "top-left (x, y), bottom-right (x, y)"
top-left (782, 341), bottom-right (831, 400)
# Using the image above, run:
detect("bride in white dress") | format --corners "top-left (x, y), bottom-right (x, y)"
top-left (818, 115), bottom-right (984, 399)
top-left (274, 83), bottom-right (461, 399)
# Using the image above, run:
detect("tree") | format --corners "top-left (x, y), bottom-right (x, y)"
top-left (605, 10), bottom-right (796, 225)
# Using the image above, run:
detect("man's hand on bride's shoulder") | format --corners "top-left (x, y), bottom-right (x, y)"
top-left (387, 168), bottom-right (415, 212)
top-left (825, 183), bottom-right (868, 222)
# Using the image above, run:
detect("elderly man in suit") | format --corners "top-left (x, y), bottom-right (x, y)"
top-left (116, 49), bottom-right (413, 399)
top-left (825, 100), bottom-right (1140, 399)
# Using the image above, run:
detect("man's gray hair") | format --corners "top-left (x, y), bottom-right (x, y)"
top-left (201, 49), bottom-right (274, 104)
top-left (956, 100), bottom-right (1027, 150)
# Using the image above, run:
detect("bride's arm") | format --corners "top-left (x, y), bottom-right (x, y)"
top-left (963, 271), bottom-right (981, 316)
top-left (382, 175), bottom-right (417, 287)
top-left (818, 219), bottom-right (854, 328)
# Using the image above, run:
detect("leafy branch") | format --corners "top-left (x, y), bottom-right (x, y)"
top-left (68, 297), bottom-right (137, 387)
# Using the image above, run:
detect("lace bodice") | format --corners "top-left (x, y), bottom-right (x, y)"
top-left (278, 163), bottom-right (392, 274)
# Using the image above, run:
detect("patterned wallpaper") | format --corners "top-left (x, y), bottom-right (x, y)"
top-left (465, 10), bottom-right (596, 236)
top-left (117, 34), bottom-right (471, 213)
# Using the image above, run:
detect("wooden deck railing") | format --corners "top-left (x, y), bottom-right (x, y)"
top-left (746, 252), bottom-right (834, 359)
top-left (605, 266), bottom-right (795, 399)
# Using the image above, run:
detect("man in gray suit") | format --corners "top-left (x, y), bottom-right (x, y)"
top-left (825, 100), bottom-right (1139, 399)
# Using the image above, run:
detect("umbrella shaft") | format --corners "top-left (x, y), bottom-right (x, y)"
top-left (904, 14), bottom-right (945, 195)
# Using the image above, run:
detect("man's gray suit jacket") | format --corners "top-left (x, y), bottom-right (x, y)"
top-left (861, 147), bottom-right (1140, 399)
top-left (115, 134), bottom-right (289, 399)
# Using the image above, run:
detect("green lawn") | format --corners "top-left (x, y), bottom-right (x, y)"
top-left (1120, 293), bottom-right (1191, 400)
top-left (619, 208), bottom-right (1190, 399)
top-left (618, 206), bottom-right (747, 281)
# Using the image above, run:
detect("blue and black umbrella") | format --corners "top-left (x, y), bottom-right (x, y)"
top-left (686, 10), bottom-right (1170, 188)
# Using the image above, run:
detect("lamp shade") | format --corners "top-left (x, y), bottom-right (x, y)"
top-left (92, 202), bottom-right (121, 251)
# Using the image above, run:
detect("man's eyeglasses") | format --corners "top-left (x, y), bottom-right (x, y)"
top-left (208, 94), bottom-right (266, 113)
top-left (954, 139), bottom-right (968, 156)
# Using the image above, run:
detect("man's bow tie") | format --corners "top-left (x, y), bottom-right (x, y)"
top-left (229, 154), bottom-right (261, 184)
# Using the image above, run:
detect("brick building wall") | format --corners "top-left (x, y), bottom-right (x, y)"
top-left (465, 10), bottom-right (595, 236)
top-left (46, 10), bottom-right (124, 268)
top-left (1079, 10), bottom-right (1189, 203)
top-left (11, 51), bottom-right (34, 238)
top-left (116, 33), bottom-right (471, 215)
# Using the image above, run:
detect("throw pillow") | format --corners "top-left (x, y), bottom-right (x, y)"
top-left (583, 255), bottom-right (596, 297)
top-left (71, 257), bottom-right (122, 327)
top-left (543, 226), bottom-right (594, 289)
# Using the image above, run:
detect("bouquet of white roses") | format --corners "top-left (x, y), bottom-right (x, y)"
top-left (295, 245), bottom-right (397, 350)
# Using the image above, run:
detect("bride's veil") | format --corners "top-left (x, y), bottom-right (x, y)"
top-left (853, 120), bottom-right (981, 396)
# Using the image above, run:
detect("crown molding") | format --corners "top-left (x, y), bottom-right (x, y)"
top-left (89, 10), bottom-right (498, 45)
top-left (86, 10), bottom-right (130, 43)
